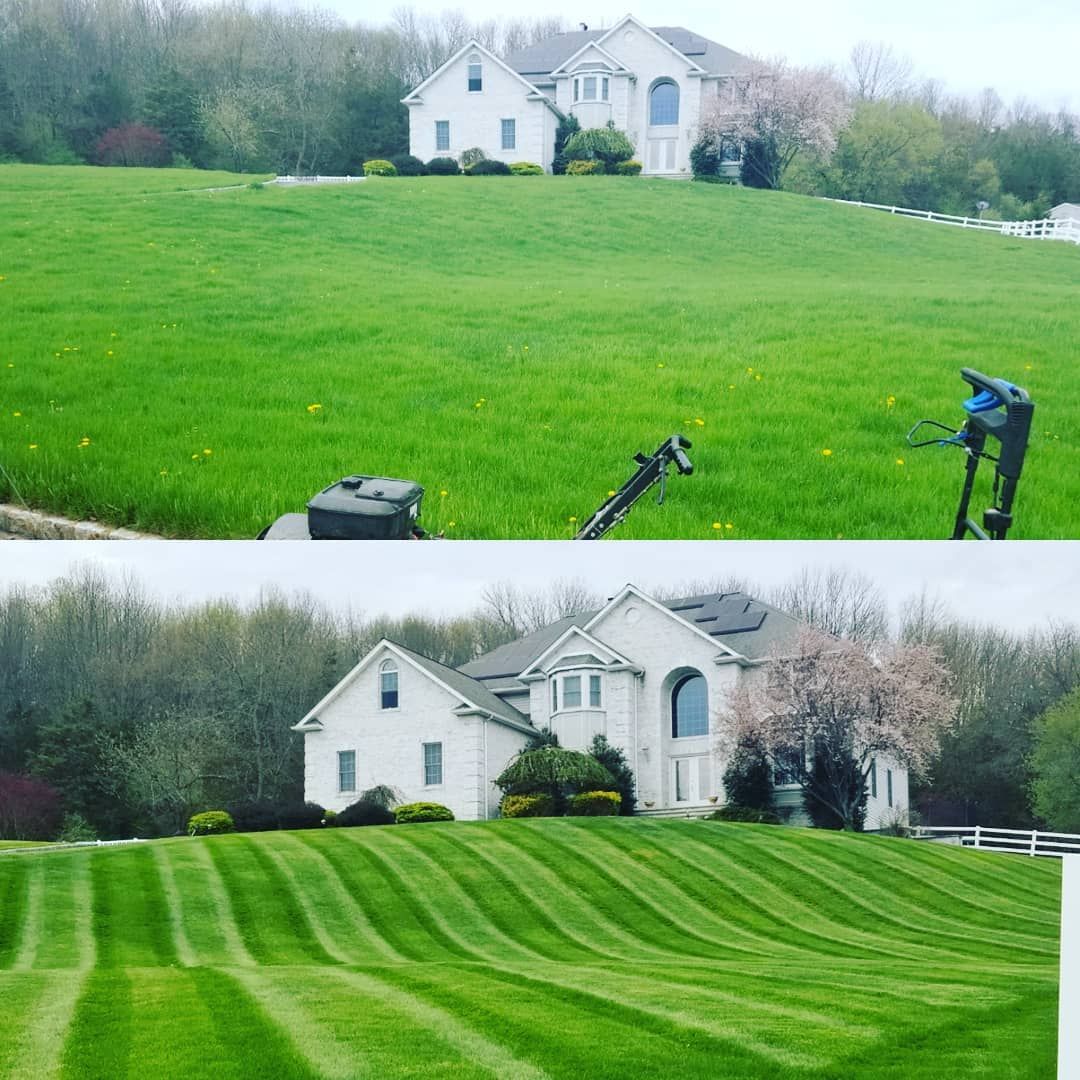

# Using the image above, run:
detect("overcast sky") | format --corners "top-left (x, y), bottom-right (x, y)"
top-left (323, 1), bottom-right (1077, 111)
top-left (2, 541), bottom-right (1077, 631)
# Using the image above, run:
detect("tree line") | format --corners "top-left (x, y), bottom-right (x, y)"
top-left (1, 2), bottom-right (1076, 218)
top-left (1, 564), bottom-right (1078, 840)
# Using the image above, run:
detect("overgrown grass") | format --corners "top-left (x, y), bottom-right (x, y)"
top-left (1, 166), bottom-right (1077, 537)
top-left (0, 820), bottom-right (1062, 1078)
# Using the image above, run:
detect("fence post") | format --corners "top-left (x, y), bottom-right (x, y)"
top-left (974, 824), bottom-right (981, 849)
top-left (1032, 830), bottom-right (1039, 857)
top-left (1060, 857), bottom-right (1080, 1079)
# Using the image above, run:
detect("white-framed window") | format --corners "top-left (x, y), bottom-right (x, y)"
top-left (649, 79), bottom-right (679, 126)
top-left (379, 659), bottom-right (398, 709)
top-left (435, 120), bottom-right (450, 152)
top-left (602, 77), bottom-right (609, 101)
top-left (423, 742), bottom-right (443, 786)
top-left (887, 769), bottom-right (893, 807)
top-left (550, 671), bottom-right (604, 713)
top-left (573, 79), bottom-right (579, 102)
top-left (467, 55), bottom-right (482, 92)
top-left (671, 673), bottom-right (707, 738)
top-left (583, 76), bottom-right (597, 101)
top-left (501, 118), bottom-right (516, 150)
top-left (551, 679), bottom-right (558, 713)
top-left (589, 675), bottom-right (602, 708)
top-left (870, 758), bottom-right (877, 799)
top-left (338, 750), bottom-right (356, 793)
top-left (563, 675), bottom-right (582, 708)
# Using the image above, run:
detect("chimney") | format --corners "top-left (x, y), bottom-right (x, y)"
top-left (579, 22), bottom-right (588, 31)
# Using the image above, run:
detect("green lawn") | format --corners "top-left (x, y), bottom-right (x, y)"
top-left (1, 165), bottom-right (1078, 538)
top-left (0, 819), bottom-right (1061, 1078)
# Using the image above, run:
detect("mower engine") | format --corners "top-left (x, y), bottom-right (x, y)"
top-left (260, 475), bottom-right (425, 540)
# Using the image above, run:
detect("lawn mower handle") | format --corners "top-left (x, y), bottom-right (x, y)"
top-left (960, 368), bottom-right (1030, 408)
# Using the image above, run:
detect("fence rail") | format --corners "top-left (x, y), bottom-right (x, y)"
top-left (915, 824), bottom-right (1080, 857)
top-left (824, 198), bottom-right (1080, 246)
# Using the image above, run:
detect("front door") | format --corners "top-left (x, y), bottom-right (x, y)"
top-left (646, 138), bottom-right (677, 174)
top-left (672, 756), bottom-right (712, 805)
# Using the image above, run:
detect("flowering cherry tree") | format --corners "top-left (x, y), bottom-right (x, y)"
top-left (722, 628), bottom-right (957, 830)
top-left (699, 60), bottom-right (851, 189)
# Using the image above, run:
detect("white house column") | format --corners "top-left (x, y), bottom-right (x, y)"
top-left (1060, 855), bottom-right (1080, 1080)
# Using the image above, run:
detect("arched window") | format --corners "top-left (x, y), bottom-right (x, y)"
top-left (467, 54), bottom-right (482, 92)
top-left (649, 80), bottom-right (679, 126)
top-left (379, 659), bottom-right (399, 709)
top-left (671, 674), bottom-right (707, 738)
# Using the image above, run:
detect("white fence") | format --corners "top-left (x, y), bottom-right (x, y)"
top-left (825, 198), bottom-right (1080, 246)
top-left (273, 174), bottom-right (365, 185)
top-left (1061, 857), bottom-right (1079, 1079)
top-left (915, 824), bottom-right (1080, 858)
top-left (0, 838), bottom-right (146, 856)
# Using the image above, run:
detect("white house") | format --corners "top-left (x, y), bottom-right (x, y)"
top-left (401, 14), bottom-right (753, 176)
top-left (293, 585), bottom-right (907, 828)
top-left (1050, 203), bottom-right (1080, 221)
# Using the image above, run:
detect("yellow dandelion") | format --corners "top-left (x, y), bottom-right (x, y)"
top-left (54, 353), bottom-right (60, 358)
top-left (694, 418), bottom-right (705, 427)
top-left (12, 411), bottom-right (21, 417)
top-left (474, 401), bottom-right (483, 409)
top-left (160, 468), bottom-right (168, 476)
top-left (106, 350), bottom-right (114, 357)
top-left (657, 363), bottom-right (666, 369)
top-left (896, 458), bottom-right (905, 466)
top-left (440, 489), bottom-right (448, 497)
top-left (728, 384), bottom-right (736, 390)
top-left (712, 522), bottom-right (723, 531)
top-left (746, 367), bottom-right (754, 374)
top-left (523, 345), bottom-right (529, 351)
top-left (608, 490), bottom-right (616, 498)
top-left (0, 276), bottom-right (5, 282)
top-left (110, 332), bottom-right (118, 338)
top-left (192, 453), bottom-right (200, 460)
top-left (822, 448), bottom-right (833, 457)
top-left (63, 347), bottom-right (71, 352)
top-left (306, 403), bottom-right (322, 413)
top-left (28, 444), bottom-right (38, 450)
top-left (726, 523), bottom-right (734, 530)
top-left (203, 448), bottom-right (212, 456)
top-left (754, 374), bottom-right (762, 381)
top-left (447, 520), bottom-right (456, 528)
top-left (568, 516), bottom-right (578, 524)
top-left (6, 363), bottom-right (12, 368)
top-left (1024, 363), bottom-right (1034, 371)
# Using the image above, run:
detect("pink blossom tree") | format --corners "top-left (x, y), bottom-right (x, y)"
top-left (722, 628), bottom-right (957, 830)
top-left (699, 60), bottom-right (851, 189)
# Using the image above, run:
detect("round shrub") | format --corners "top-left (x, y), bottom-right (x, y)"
top-left (565, 159), bottom-right (605, 175)
top-left (568, 790), bottom-right (622, 817)
top-left (276, 801), bottom-right (325, 831)
top-left (226, 800), bottom-right (279, 833)
top-left (336, 798), bottom-right (395, 827)
top-left (614, 159), bottom-right (642, 175)
top-left (362, 159), bottom-right (397, 176)
top-left (188, 810), bottom-right (235, 836)
top-left (500, 793), bottom-right (556, 818)
top-left (509, 161), bottom-right (543, 175)
top-left (427, 156), bottom-right (461, 175)
top-left (466, 159), bottom-right (512, 175)
top-left (708, 804), bottom-right (782, 825)
top-left (390, 154), bottom-right (427, 176)
top-left (564, 126), bottom-right (634, 169)
top-left (395, 802), bottom-right (455, 824)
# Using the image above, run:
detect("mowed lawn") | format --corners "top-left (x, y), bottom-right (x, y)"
top-left (0, 819), bottom-right (1062, 1079)
top-left (1, 165), bottom-right (1078, 538)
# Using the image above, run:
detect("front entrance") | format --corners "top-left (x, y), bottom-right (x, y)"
top-left (646, 138), bottom-right (677, 174)
top-left (671, 756), bottom-right (712, 805)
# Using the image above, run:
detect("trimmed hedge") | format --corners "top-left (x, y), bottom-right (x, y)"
top-left (500, 793), bottom-right (556, 818)
top-left (336, 798), bottom-right (395, 827)
top-left (362, 159), bottom-right (397, 176)
top-left (390, 154), bottom-right (427, 176)
top-left (466, 159), bottom-right (511, 175)
top-left (187, 810), bottom-right (235, 836)
top-left (509, 161), bottom-right (543, 175)
top-left (565, 159), bottom-right (604, 175)
top-left (708, 804), bottom-right (783, 825)
top-left (614, 160), bottom-right (642, 175)
top-left (427, 157), bottom-right (460, 175)
top-left (567, 790), bottom-right (622, 817)
top-left (276, 801), bottom-right (326, 831)
top-left (395, 802), bottom-right (455, 824)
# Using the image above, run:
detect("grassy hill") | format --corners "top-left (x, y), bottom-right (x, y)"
top-left (1, 166), bottom-right (1078, 538)
top-left (0, 818), bottom-right (1061, 1078)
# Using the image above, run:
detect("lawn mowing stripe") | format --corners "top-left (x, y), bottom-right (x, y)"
top-left (821, 836), bottom-right (1058, 933)
top-left (448, 825), bottom-right (685, 962)
top-left (598, 820), bottom-right (912, 963)
top-left (481, 961), bottom-right (830, 1069)
top-left (430, 828), bottom-right (624, 963)
top-left (290, 830), bottom-right (443, 963)
top-left (372, 962), bottom-right (796, 1079)
top-left (181, 839), bottom-right (255, 966)
top-left (330, 966), bottom-right (553, 1080)
top-left (336, 830), bottom-right (490, 962)
top-left (254, 837), bottom-right (356, 964)
top-left (2, 970), bottom-right (90, 1080)
top-left (373, 828), bottom-right (556, 965)
top-left (758, 830), bottom-right (1056, 961)
top-left (537, 823), bottom-right (798, 960)
top-left (504, 822), bottom-right (731, 959)
top-left (0, 856), bottom-right (29, 969)
top-left (151, 845), bottom-right (196, 968)
top-left (11, 857), bottom-right (43, 971)
top-left (89, 847), bottom-right (177, 969)
top-left (273, 832), bottom-right (407, 964)
top-left (60, 970), bottom-right (133, 1079)
top-left (209, 836), bottom-right (337, 966)
top-left (632, 820), bottom-right (974, 964)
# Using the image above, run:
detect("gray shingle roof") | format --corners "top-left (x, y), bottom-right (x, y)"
top-left (503, 24), bottom-right (752, 79)
top-left (390, 641), bottom-right (533, 730)
top-left (459, 591), bottom-right (802, 689)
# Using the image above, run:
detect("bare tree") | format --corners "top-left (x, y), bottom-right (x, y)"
top-left (764, 567), bottom-right (889, 643)
top-left (722, 628), bottom-right (957, 830)
top-left (699, 58), bottom-right (851, 189)
top-left (847, 40), bottom-right (914, 102)
top-left (480, 578), bottom-right (602, 638)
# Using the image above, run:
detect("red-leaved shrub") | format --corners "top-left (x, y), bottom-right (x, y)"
top-left (95, 124), bottom-right (171, 167)
top-left (0, 773), bottom-right (63, 840)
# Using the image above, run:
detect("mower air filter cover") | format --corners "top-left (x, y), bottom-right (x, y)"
top-left (306, 475), bottom-right (424, 540)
